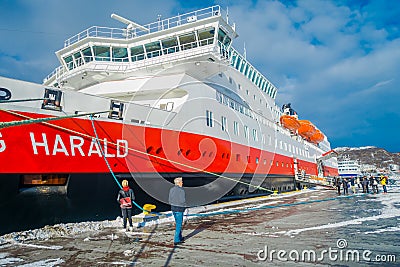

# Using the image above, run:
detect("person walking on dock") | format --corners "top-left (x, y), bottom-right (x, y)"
top-left (117, 180), bottom-right (135, 231)
top-left (169, 177), bottom-right (186, 245)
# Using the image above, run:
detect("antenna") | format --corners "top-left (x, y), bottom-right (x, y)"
top-left (111, 13), bottom-right (149, 32)
top-left (243, 42), bottom-right (246, 59)
top-left (226, 7), bottom-right (229, 24)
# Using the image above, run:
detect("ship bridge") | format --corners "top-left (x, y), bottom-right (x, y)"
top-left (43, 5), bottom-right (278, 100)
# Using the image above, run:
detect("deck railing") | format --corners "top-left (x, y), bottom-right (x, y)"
top-left (64, 5), bottom-right (222, 47)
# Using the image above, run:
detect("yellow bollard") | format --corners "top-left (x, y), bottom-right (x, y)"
top-left (273, 190), bottom-right (278, 195)
top-left (143, 204), bottom-right (156, 215)
top-left (303, 185), bottom-right (307, 190)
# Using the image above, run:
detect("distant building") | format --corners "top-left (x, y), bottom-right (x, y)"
top-left (361, 164), bottom-right (376, 173)
top-left (389, 164), bottom-right (399, 173)
top-left (338, 156), bottom-right (362, 177)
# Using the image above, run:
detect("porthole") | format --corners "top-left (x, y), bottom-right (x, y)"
top-left (0, 88), bottom-right (11, 100)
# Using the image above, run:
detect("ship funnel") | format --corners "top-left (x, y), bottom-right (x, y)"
top-left (111, 13), bottom-right (149, 32)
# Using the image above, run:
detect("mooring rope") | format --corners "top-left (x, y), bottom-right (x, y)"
top-left (0, 98), bottom-right (49, 104)
top-left (0, 109), bottom-right (110, 129)
top-left (89, 115), bottom-right (145, 212)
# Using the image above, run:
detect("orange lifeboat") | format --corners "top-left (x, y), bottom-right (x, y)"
top-left (310, 129), bottom-right (324, 144)
top-left (280, 115), bottom-right (300, 131)
top-left (298, 120), bottom-right (316, 138)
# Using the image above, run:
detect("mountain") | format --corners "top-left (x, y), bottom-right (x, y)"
top-left (334, 146), bottom-right (400, 170)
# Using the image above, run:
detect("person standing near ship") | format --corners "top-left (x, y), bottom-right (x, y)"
top-left (342, 178), bottom-right (349, 195)
top-left (169, 177), bottom-right (186, 245)
top-left (361, 176), bottom-right (369, 193)
top-left (350, 177), bottom-right (356, 194)
top-left (380, 175), bottom-right (388, 194)
top-left (335, 177), bottom-right (342, 195)
top-left (117, 180), bottom-right (135, 231)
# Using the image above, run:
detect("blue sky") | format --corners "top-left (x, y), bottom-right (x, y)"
top-left (0, 0), bottom-right (399, 152)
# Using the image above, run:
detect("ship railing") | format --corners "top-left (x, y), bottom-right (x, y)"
top-left (64, 5), bottom-right (223, 47)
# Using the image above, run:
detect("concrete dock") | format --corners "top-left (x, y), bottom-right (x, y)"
top-left (1, 187), bottom-right (399, 266)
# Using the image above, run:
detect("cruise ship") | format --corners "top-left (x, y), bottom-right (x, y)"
top-left (338, 155), bottom-right (362, 177)
top-left (0, 6), bottom-right (338, 209)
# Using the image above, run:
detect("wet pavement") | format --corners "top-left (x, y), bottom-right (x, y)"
top-left (1, 185), bottom-right (399, 266)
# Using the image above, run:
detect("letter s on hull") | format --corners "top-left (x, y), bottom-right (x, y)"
top-left (0, 132), bottom-right (5, 152)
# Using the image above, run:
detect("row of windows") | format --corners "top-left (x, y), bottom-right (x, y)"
top-left (206, 110), bottom-right (311, 158)
top-left (218, 43), bottom-right (277, 99)
top-left (62, 26), bottom-right (227, 71)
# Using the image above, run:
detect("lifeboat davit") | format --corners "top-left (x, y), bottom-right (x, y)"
top-left (280, 115), bottom-right (300, 131)
top-left (310, 129), bottom-right (324, 144)
top-left (298, 120), bottom-right (316, 138)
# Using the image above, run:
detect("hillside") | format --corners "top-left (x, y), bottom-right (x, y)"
top-left (334, 146), bottom-right (400, 169)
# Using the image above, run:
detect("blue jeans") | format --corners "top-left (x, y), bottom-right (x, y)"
top-left (172, 211), bottom-right (184, 243)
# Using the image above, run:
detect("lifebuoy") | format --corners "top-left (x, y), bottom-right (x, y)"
top-left (0, 88), bottom-right (11, 100)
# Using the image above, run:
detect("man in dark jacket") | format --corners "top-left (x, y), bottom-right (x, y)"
top-left (117, 179), bottom-right (135, 231)
top-left (169, 177), bottom-right (186, 245)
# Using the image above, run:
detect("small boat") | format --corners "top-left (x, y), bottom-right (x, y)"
top-left (280, 115), bottom-right (300, 131)
top-left (310, 129), bottom-right (324, 144)
top-left (298, 120), bottom-right (316, 138)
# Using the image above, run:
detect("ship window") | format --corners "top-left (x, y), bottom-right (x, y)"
top-left (93, 46), bottom-right (110, 61)
top-left (247, 68), bottom-right (253, 79)
top-left (252, 129), bottom-right (258, 142)
top-left (145, 41), bottom-right (162, 58)
top-left (233, 121), bottom-right (239, 135)
top-left (239, 60), bottom-right (246, 73)
top-left (73, 51), bottom-right (83, 67)
top-left (260, 79), bottom-right (265, 91)
top-left (198, 27), bottom-right (215, 46)
top-left (218, 28), bottom-right (226, 43)
top-left (130, 45), bottom-right (145, 61)
top-left (221, 116), bottom-right (227, 132)
top-left (244, 125), bottom-right (249, 139)
top-left (63, 55), bottom-right (74, 70)
top-left (161, 37), bottom-right (179, 54)
top-left (217, 28), bottom-right (231, 46)
top-left (235, 57), bottom-right (241, 70)
top-left (256, 157), bottom-right (259, 164)
top-left (82, 47), bottom-right (93, 63)
top-left (112, 47), bottom-right (128, 62)
top-left (236, 154), bottom-right (240, 161)
top-left (179, 32), bottom-right (197, 50)
top-left (244, 64), bottom-right (250, 76)
top-left (206, 110), bottom-right (213, 127)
